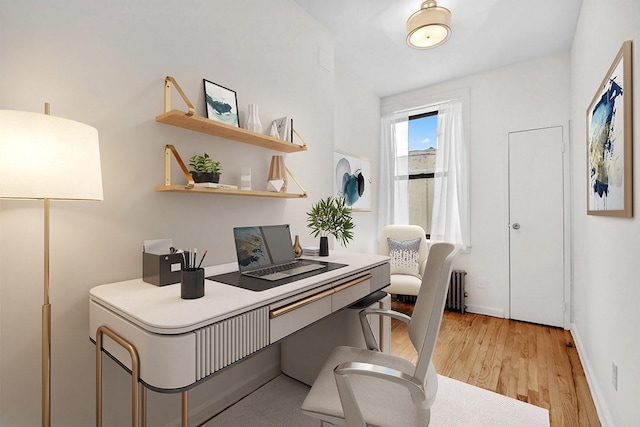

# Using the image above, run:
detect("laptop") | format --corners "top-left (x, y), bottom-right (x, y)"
top-left (233, 224), bottom-right (325, 281)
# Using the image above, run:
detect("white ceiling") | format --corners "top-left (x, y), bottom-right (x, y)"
top-left (295, 0), bottom-right (583, 98)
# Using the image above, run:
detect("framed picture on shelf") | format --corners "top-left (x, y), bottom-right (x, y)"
top-left (203, 79), bottom-right (240, 127)
top-left (586, 40), bottom-right (633, 217)
top-left (334, 151), bottom-right (372, 212)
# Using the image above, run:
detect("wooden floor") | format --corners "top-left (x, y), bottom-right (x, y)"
top-left (390, 299), bottom-right (601, 426)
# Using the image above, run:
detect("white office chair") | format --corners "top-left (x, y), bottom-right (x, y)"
top-left (378, 224), bottom-right (430, 298)
top-left (301, 242), bottom-right (459, 426)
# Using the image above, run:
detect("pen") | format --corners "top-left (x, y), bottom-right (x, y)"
top-left (197, 250), bottom-right (208, 268)
top-left (193, 248), bottom-right (197, 269)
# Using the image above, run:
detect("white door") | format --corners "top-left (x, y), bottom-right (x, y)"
top-left (508, 126), bottom-right (564, 327)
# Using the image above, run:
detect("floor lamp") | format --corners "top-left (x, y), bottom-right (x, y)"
top-left (0, 106), bottom-right (103, 427)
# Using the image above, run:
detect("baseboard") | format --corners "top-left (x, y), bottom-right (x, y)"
top-left (465, 304), bottom-right (504, 318)
top-left (570, 323), bottom-right (612, 427)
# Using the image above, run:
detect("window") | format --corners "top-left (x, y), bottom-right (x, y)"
top-left (379, 98), bottom-right (468, 249)
top-left (407, 111), bottom-right (438, 238)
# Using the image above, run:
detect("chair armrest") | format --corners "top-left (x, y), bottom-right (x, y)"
top-left (361, 308), bottom-right (411, 323)
top-left (359, 308), bottom-right (411, 351)
top-left (333, 361), bottom-right (427, 427)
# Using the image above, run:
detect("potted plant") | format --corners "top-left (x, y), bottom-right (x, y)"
top-left (306, 196), bottom-right (355, 256)
top-left (189, 153), bottom-right (222, 183)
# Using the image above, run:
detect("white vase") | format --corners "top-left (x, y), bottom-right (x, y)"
top-left (244, 104), bottom-right (262, 133)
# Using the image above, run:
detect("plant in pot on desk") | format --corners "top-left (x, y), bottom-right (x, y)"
top-left (306, 196), bottom-right (354, 256)
top-left (189, 153), bottom-right (222, 183)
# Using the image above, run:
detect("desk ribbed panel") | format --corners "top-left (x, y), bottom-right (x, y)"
top-left (194, 307), bottom-right (269, 380)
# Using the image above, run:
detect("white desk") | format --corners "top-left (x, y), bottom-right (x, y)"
top-left (90, 252), bottom-right (390, 426)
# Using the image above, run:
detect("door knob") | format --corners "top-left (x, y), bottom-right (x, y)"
top-left (512, 223), bottom-right (520, 230)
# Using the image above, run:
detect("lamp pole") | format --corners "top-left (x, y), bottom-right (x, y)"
top-left (42, 199), bottom-right (51, 427)
top-left (42, 102), bottom-right (52, 427)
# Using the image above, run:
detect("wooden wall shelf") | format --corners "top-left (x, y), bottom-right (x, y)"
top-left (157, 145), bottom-right (307, 198)
top-left (156, 110), bottom-right (306, 153)
top-left (155, 77), bottom-right (308, 199)
top-left (155, 185), bottom-right (307, 198)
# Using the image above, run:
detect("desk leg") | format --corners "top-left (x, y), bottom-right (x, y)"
top-left (95, 325), bottom-right (141, 427)
top-left (141, 385), bottom-right (147, 427)
top-left (182, 391), bottom-right (188, 426)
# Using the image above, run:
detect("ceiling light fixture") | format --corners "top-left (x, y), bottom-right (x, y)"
top-left (407, 0), bottom-right (452, 49)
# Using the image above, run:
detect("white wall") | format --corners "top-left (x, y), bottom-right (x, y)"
top-left (334, 65), bottom-right (381, 253)
top-left (0, 1), bottom-right (383, 425)
top-left (570, 1), bottom-right (640, 425)
top-left (381, 53), bottom-right (571, 318)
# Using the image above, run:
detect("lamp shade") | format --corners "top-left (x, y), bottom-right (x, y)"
top-left (0, 110), bottom-right (103, 200)
top-left (407, 0), bottom-right (452, 49)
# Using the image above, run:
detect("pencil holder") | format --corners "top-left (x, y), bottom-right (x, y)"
top-left (181, 268), bottom-right (205, 299)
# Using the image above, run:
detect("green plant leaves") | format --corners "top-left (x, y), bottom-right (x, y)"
top-left (306, 196), bottom-right (354, 247)
top-left (189, 153), bottom-right (222, 173)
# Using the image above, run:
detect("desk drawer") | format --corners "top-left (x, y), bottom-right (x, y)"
top-left (269, 290), bottom-right (332, 343)
top-left (269, 273), bottom-right (373, 343)
top-left (332, 274), bottom-right (372, 311)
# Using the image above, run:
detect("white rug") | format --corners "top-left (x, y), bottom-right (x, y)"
top-left (431, 375), bottom-right (549, 426)
top-left (205, 374), bottom-right (549, 426)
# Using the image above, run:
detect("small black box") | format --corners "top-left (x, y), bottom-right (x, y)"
top-left (142, 252), bottom-right (188, 286)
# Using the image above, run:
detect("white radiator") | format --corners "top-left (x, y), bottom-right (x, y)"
top-left (446, 269), bottom-right (467, 313)
top-left (194, 306), bottom-right (270, 380)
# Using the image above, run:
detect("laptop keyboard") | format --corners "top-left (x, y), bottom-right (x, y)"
top-left (250, 261), bottom-right (302, 277)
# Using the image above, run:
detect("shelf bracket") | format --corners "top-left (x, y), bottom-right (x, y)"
top-left (285, 166), bottom-right (307, 197)
top-left (292, 128), bottom-right (308, 149)
top-left (164, 145), bottom-right (194, 189)
top-left (164, 76), bottom-right (195, 116)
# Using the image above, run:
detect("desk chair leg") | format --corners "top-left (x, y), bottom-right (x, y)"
top-left (96, 325), bottom-right (141, 427)
top-left (380, 294), bottom-right (391, 353)
top-left (182, 391), bottom-right (188, 426)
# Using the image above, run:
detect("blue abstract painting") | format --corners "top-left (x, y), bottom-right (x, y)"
top-left (334, 151), bottom-right (371, 211)
top-left (587, 41), bottom-right (631, 215)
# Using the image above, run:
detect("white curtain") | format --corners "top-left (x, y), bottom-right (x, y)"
top-left (378, 99), bottom-right (470, 250)
top-left (377, 114), bottom-right (409, 231)
top-left (431, 99), bottom-right (470, 250)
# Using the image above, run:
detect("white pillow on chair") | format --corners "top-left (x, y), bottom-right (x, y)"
top-left (387, 237), bottom-right (422, 278)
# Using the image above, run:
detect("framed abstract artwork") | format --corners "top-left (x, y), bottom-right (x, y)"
top-left (334, 151), bottom-right (371, 211)
top-left (203, 79), bottom-right (240, 127)
top-left (586, 40), bottom-right (633, 217)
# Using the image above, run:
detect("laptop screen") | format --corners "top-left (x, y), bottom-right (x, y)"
top-left (233, 225), bottom-right (295, 272)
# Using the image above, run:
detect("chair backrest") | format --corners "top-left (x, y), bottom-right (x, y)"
top-left (408, 242), bottom-right (458, 384)
top-left (378, 224), bottom-right (429, 275)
